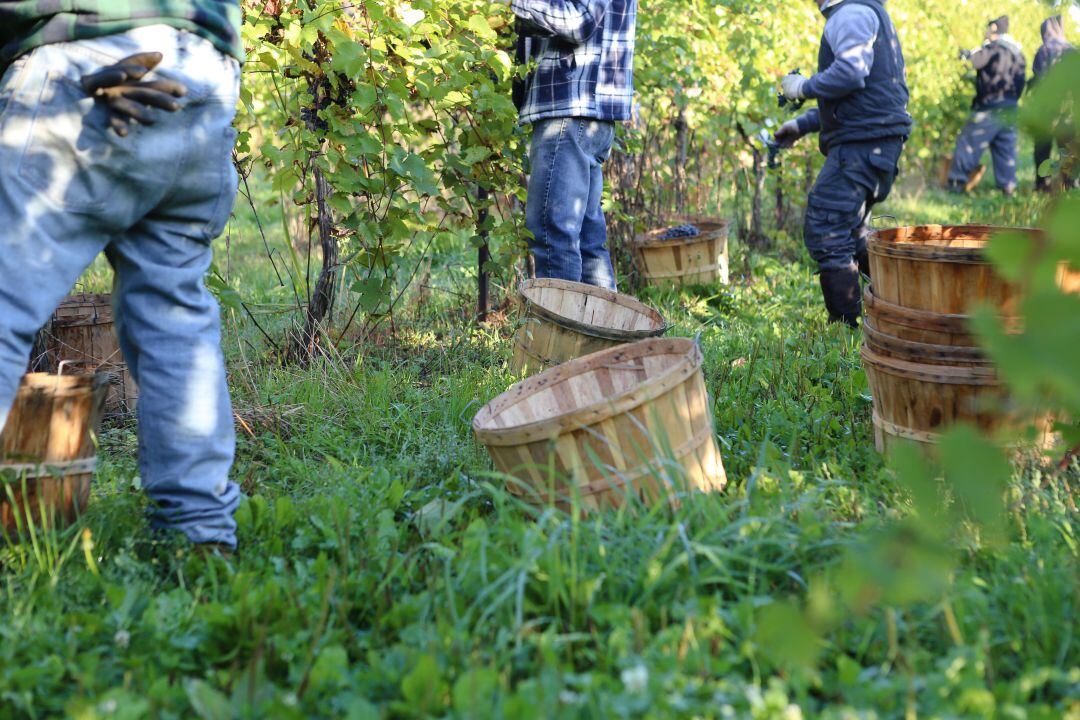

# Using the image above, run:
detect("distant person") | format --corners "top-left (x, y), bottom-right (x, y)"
top-left (1032, 15), bottom-right (1075, 192)
top-left (0, 12), bottom-right (243, 552)
top-left (509, 0), bottom-right (637, 290)
top-left (947, 16), bottom-right (1027, 197)
top-left (773, 0), bottom-right (912, 327)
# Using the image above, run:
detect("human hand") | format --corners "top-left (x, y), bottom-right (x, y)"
top-left (774, 119), bottom-right (801, 148)
top-left (81, 52), bottom-right (187, 136)
top-left (781, 73), bottom-right (808, 101)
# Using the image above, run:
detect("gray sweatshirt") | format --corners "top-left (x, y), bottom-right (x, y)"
top-left (795, 1), bottom-right (881, 135)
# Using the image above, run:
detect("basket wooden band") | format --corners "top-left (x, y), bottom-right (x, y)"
top-left (576, 422), bottom-right (717, 497)
top-left (862, 322), bottom-right (991, 365)
top-left (522, 306), bottom-right (665, 343)
top-left (641, 262), bottom-right (727, 280)
top-left (873, 411), bottom-right (940, 444)
top-left (860, 345), bottom-right (999, 386)
top-left (0, 457), bottom-right (97, 479)
top-left (868, 239), bottom-right (987, 265)
top-left (513, 340), bottom-right (559, 370)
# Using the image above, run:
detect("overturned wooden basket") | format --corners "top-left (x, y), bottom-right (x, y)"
top-left (476, 338), bottom-right (726, 512)
top-left (511, 278), bottom-right (666, 376)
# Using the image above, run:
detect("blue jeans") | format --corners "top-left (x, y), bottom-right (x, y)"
top-left (525, 117), bottom-right (617, 290)
top-left (804, 139), bottom-right (903, 271)
top-left (0, 27), bottom-right (241, 548)
top-left (949, 109), bottom-right (1019, 192)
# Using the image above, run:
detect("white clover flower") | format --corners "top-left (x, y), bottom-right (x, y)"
top-left (113, 630), bottom-right (130, 649)
top-left (784, 704), bottom-right (804, 720)
top-left (620, 664), bottom-right (648, 694)
top-left (99, 699), bottom-right (118, 714)
top-left (559, 690), bottom-right (583, 705)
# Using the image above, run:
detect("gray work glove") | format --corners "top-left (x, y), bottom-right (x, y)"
top-left (81, 52), bottom-right (187, 137)
top-left (774, 119), bottom-right (802, 148)
top-left (781, 73), bottom-right (809, 101)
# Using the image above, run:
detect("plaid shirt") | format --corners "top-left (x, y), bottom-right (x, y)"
top-left (512, 0), bottom-right (637, 125)
top-left (0, 0), bottom-right (242, 68)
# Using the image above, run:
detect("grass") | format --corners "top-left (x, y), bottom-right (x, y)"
top-left (0, 159), bottom-right (1077, 719)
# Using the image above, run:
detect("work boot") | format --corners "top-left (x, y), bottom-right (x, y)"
top-left (819, 265), bottom-right (862, 328)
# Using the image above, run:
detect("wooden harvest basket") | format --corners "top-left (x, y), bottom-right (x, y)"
top-left (1, 373), bottom-right (109, 536)
top-left (631, 219), bottom-right (730, 288)
top-left (474, 338), bottom-right (726, 512)
top-left (38, 294), bottom-right (137, 414)
top-left (869, 225), bottom-right (1045, 316)
top-left (861, 346), bottom-right (1051, 453)
top-left (511, 278), bottom-right (667, 376)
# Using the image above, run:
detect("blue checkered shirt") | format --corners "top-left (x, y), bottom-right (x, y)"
top-left (511, 0), bottom-right (637, 125)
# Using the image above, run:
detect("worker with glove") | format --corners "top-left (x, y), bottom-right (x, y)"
top-left (773, 0), bottom-right (912, 327)
top-left (946, 16), bottom-right (1027, 196)
top-left (0, 10), bottom-right (244, 552)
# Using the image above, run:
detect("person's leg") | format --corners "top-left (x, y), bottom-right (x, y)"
top-left (104, 33), bottom-right (242, 549)
top-left (804, 146), bottom-right (875, 327)
top-left (1034, 138), bottom-right (1053, 192)
top-left (948, 112), bottom-right (993, 188)
top-left (988, 112), bottom-right (1019, 194)
top-left (0, 48), bottom-right (121, 431)
top-left (577, 121), bottom-right (617, 290)
top-left (524, 117), bottom-right (593, 284)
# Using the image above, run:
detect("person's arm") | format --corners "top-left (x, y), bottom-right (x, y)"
top-left (969, 45), bottom-right (994, 70)
top-left (509, 0), bottom-right (611, 44)
top-left (796, 109), bottom-right (821, 135)
top-left (774, 109), bottom-right (820, 147)
top-left (801, 6), bottom-right (880, 100)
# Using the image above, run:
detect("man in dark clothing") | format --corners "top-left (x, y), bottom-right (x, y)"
top-left (947, 16), bottom-right (1027, 196)
top-left (774, 0), bottom-right (912, 327)
top-left (0, 7), bottom-right (243, 551)
top-left (1032, 15), bottom-right (1075, 191)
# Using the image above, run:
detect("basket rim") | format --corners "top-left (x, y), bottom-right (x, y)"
top-left (19, 372), bottom-right (112, 394)
top-left (868, 224), bottom-right (1042, 263)
top-left (519, 278), bottom-right (667, 341)
top-left (631, 218), bottom-right (730, 249)
top-left (474, 337), bottom-right (702, 445)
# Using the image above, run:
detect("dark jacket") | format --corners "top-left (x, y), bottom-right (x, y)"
top-left (970, 36), bottom-right (1027, 110)
top-left (1033, 15), bottom-right (1072, 79)
top-left (815, 0), bottom-right (912, 153)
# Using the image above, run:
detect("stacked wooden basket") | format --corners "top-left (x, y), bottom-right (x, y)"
top-left (476, 220), bottom-right (732, 512)
top-left (861, 225), bottom-right (1069, 453)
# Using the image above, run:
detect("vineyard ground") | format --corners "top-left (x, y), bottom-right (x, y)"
top-left (1, 159), bottom-right (1077, 717)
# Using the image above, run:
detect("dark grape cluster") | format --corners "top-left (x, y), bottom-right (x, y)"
top-left (661, 224), bottom-right (701, 240)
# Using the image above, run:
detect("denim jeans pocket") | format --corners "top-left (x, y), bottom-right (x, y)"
top-left (14, 68), bottom-right (129, 214)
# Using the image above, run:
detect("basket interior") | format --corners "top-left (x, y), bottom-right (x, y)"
top-left (479, 344), bottom-right (689, 430)
top-left (523, 282), bottom-right (663, 333)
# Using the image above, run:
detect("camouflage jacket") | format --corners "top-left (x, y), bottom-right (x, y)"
top-left (0, 0), bottom-right (242, 68)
